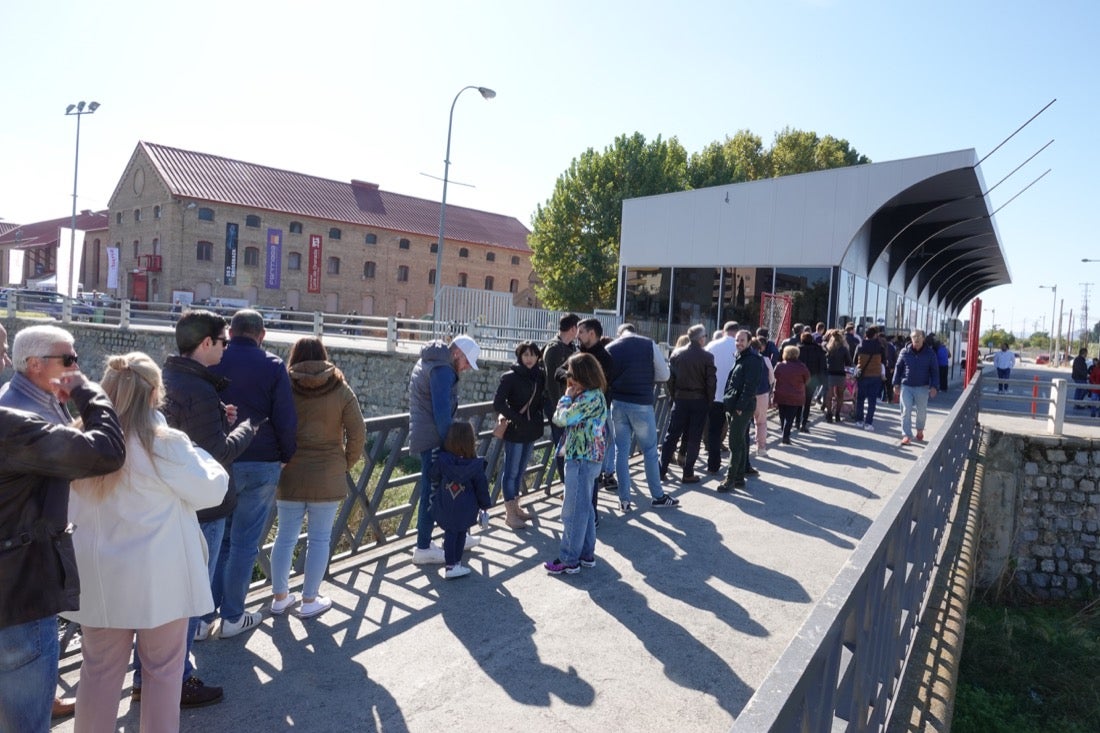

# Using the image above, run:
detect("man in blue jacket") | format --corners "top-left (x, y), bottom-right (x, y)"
top-left (208, 310), bottom-right (297, 638)
top-left (892, 329), bottom-right (938, 446)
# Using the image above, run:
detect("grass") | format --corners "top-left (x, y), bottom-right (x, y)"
top-left (954, 599), bottom-right (1100, 732)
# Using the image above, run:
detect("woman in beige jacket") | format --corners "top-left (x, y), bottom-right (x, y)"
top-left (269, 338), bottom-right (365, 619)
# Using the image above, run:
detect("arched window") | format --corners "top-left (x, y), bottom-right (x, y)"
top-left (399, 238), bottom-right (410, 250)
top-left (486, 252), bottom-right (495, 262)
top-left (115, 212), bottom-right (122, 225)
top-left (196, 241), bottom-right (213, 261)
top-left (511, 255), bottom-right (520, 266)
top-left (244, 247), bottom-right (260, 267)
top-left (289, 221), bottom-right (303, 234)
top-left (459, 247), bottom-right (469, 258)
top-left (428, 269), bottom-right (436, 285)
top-left (363, 261), bottom-right (376, 279)
top-left (365, 233), bottom-right (377, 244)
top-left (133, 209), bottom-right (141, 222)
top-left (327, 256), bottom-right (341, 275)
top-left (153, 205), bottom-right (161, 220)
top-left (288, 252), bottom-right (302, 270)
top-left (484, 276), bottom-right (494, 291)
top-left (397, 265), bottom-right (409, 282)
top-left (509, 279), bottom-right (519, 293)
top-left (329, 227), bottom-right (342, 240)
top-left (245, 214), bottom-right (261, 228)
top-left (198, 207), bottom-right (215, 221)
top-left (458, 272), bottom-right (468, 287)
top-left (152, 238), bottom-right (159, 255)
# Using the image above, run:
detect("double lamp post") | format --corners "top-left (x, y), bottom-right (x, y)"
top-left (65, 100), bottom-right (100, 297)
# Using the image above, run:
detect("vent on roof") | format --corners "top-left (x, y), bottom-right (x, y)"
top-left (351, 179), bottom-right (379, 190)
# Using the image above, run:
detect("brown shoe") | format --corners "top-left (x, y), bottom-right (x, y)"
top-left (52, 696), bottom-right (76, 719)
top-left (180, 676), bottom-right (224, 708)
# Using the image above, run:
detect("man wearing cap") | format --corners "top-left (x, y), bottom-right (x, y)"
top-left (408, 334), bottom-right (481, 564)
top-left (660, 325), bottom-right (715, 483)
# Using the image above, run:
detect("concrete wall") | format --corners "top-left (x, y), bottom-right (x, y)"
top-left (0, 318), bottom-right (510, 418)
top-left (978, 428), bottom-right (1100, 599)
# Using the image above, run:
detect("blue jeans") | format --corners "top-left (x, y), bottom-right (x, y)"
top-left (612, 400), bottom-right (666, 503)
top-left (601, 418), bottom-right (616, 475)
top-left (856, 376), bottom-right (881, 425)
top-left (270, 500), bottom-right (340, 599)
top-left (898, 384), bottom-right (930, 439)
top-left (416, 449), bottom-right (437, 550)
top-left (0, 616), bottom-right (57, 733)
top-left (560, 459), bottom-right (599, 564)
top-left (135, 517), bottom-right (224, 685)
top-left (996, 368), bottom-right (1011, 392)
top-left (501, 441), bottom-right (535, 502)
top-left (211, 462), bottom-right (281, 624)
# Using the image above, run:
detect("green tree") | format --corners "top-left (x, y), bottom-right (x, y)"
top-left (981, 329), bottom-right (1015, 347)
top-left (768, 127), bottom-right (870, 177)
top-left (529, 133), bottom-right (688, 310)
top-left (687, 129), bottom-right (767, 188)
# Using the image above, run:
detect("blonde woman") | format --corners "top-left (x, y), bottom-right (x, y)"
top-left (67, 353), bottom-right (228, 733)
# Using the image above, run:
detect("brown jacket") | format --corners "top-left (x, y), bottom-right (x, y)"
top-left (277, 361), bottom-right (366, 503)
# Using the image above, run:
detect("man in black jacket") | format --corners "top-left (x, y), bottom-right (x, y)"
top-left (0, 326), bottom-right (126, 733)
top-left (660, 325), bottom-right (716, 483)
top-left (578, 317), bottom-right (617, 493)
top-left (720, 330), bottom-right (763, 492)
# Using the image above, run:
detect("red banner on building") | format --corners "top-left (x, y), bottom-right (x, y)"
top-left (307, 234), bottom-right (323, 293)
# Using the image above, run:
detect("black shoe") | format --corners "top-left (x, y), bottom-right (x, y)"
top-left (732, 478), bottom-right (746, 488)
top-left (600, 472), bottom-right (618, 491)
top-left (180, 676), bottom-right (224, 709)
top-left (744, 467), bottom-right (759, 476)
top-left (717, 482), bottom-right (733, 493)
top-left (659, 467), bottom-right (669, 481)
top-left (681, 475), bottom-right (701, 484)
top-left (651, 494), bottom-right (680, 507)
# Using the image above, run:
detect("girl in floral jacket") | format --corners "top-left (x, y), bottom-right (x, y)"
top-left (545, 352), bottom-right (607, 575)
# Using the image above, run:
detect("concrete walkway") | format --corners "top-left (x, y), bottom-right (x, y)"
top-left (53, 391), bottom-right (963, 733)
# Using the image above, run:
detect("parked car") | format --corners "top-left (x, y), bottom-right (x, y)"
top-left (0, 289), bottom-right (95, 320)
top-left (1035, 353), bottom-right (1050, 365)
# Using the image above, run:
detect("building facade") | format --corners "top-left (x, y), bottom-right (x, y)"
top-left (618, 149), bottom-right (1010, 344)
top-left (0, 211), bottom-right (109, 290)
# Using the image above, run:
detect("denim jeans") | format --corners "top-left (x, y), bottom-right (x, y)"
top-left (560, 459), bottom-right (599, 564)
top-left (612, 400), bottom-right (666, 502)
top-left (211, 461), bottom-right (281, 623)
top-left (856, 376), bottom-right (882, 425)
top-left (416, 449), bottom-right (437, 550)
top-left (501, 440), bottom-right (535, 502)
top-left (0, 616), bottom-right (56, 733)
top-left (996, 368), bottom-right (1011, 392)
top-left (601, 418), bottom-right (616, 475)
top-left (270, 500), bottom-right (340, 599)
top-left (898, 384), bottom-right (930, 439)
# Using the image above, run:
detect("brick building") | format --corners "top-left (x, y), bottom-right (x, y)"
top-left (0, 211), bottom-right (109, 289)
top-left (89, 141), bottom-right (534, 315)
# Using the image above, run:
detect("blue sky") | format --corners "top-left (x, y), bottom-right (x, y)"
top-left (1, 0), bottom-right (1095, 336)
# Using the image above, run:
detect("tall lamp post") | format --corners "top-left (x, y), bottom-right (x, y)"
top-left (432, 85), bottom-right (496, 332)
top-left (65, 100), bottom-right (100, 297)
top-left (1039, 284), bottom-right (1057, 361)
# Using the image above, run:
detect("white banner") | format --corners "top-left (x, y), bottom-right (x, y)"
top-left (7, 248), bottom-right (24, 286)
top-left (106, 247), bottom-right (120, 289)
top-left (56, 227), bottom-right (86, 297)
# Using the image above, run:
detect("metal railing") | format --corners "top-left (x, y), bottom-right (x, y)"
top-left (978, 371), bottom-right (1099, 435)
top-left (729, 372), bottom-right (983, 732)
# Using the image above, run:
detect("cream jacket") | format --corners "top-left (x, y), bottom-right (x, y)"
top-left (65, 414), bottom-right (228, 629)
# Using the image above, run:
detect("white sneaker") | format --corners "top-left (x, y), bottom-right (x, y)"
top-left (193, 620), bottom-right (213, 642)
top-left (270, 593), bottom-right (299, 615)
top-left (298, 596), bottom-right (332, 619)
top-left (445, 564), bottom-right (471, 579)
top-left (863, 423), bottom-right (875, 432)
top-left (219, 610), bottom-right (263, 639)
top-left (464, 535), bottom-right (481, 550)
top-left (757, 447), bottom-right (768, 458)
top-left (411, 544), bottom-right (446, 565)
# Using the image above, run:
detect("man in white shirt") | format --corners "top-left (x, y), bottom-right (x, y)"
top-left (992, 343), bottom-right (1016, 393)
top-left (703, 321), bottom-right (739, 473)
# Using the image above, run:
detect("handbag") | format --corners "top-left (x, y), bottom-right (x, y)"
top-left (493, 384), bottom-right (537, 440)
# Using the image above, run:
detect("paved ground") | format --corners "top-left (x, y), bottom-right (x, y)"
top-left (53, 388), bottom-right (966, 733)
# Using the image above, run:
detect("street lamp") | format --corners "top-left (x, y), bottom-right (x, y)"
top-left (1083, 259), bottom-right (1099, 263)
top-left (432, 85), bottom-right (496, 331)
top-left (65, 100), bottom-right (100, 297)
top-left (1039, 284), bottom-right (1057, 358)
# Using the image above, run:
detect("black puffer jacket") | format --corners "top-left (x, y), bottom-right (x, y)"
top-left (0, 382), bottom-right (126, 629)
top-left (162, 356), bottom-right (257, 522)
top-left (493, 363), bottom-right (546, 444)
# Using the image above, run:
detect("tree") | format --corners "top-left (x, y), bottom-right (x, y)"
top-left (529, 133), bottom-right (688, 311)
top-left (687, 129), bottom-right (767, 189)
top-left (768, 127), bottom-right (870, 177)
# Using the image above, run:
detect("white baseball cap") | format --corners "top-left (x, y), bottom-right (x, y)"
top-left (451, 335), bottom-right (480, 370)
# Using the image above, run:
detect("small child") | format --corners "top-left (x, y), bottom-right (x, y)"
top-left (430, 422), bottom-right (492, 579)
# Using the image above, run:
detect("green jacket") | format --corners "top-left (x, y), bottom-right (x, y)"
top-left (723, 349), bottom-right (764, 414)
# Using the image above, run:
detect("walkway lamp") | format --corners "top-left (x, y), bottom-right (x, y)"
top-left (1039, 284), bottom-right (1057, 356)
top-left (65, 100), bottom-right (100, 297)
top-left (432, 85), bottom-right (496, 331)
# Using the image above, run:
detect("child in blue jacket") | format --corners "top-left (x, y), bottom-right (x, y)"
top-left (430, 422), bottom-right (492, 579)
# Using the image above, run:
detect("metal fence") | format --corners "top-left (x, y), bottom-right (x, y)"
top-left (729, 371), bottom-right (984, 732)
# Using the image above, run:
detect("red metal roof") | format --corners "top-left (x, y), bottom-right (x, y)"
top-left (0, 210), bottom-right (109, 249)
top-left (140, 142), bottom-right (531, 252)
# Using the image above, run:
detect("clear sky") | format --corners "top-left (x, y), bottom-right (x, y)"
top-left (1, 0), bottom-right (1095, 337)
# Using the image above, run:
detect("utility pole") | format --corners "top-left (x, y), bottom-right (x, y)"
top-left (1081, 282), bottom-right (1093, 349)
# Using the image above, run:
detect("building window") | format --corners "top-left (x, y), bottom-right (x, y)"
top-left (399, 238), bottom-right (410, 250)
top-left (244, 246), bottom-right (260, 267)
top-left (133, 240), bottom-right (140, 260)
top-left (198, 207), bottom-right (215, 221)
top-left (430, 242), bottom-right (438, 253)
top-left (152, 237), bottom-right (159, 255)
top-left (428, 269), bottom-right (436, 285)
top-left (196, 241), bottom-right (213, 261)
top-left (246, 214), bottom-right (261, 228)
top-left (133, 209), bottom-right (141, 222)
top-left (327, 256), bottom-right (341, 275)
top-left (289, 221), bottom-right (303, 234)
top-left (397, 265), bottom-right (409, 282)
top-left (510, 279), bottom-right (519, 293)
top-left (511, 256), bottom-right (520, 266)
top-left (116, 212), bottom-right (122, 225)
top-left (484, 276), bottom-right (494, 290)
top-left (458, 272), bottom-right (467, 287)
top-left (365, 233), bottom-right (377, 245)
top-left (459, 247), bottom-right (469, 258)
top-left (363, 261), bottom-right (376, 279)
top-left (486, 252), bottom-right (495, 262)
top-left (329, 227), bottom-right (342, 240)
top-left (288, 252), bottom-right (302, 270)
top-left (154, 205), bottom-right (161, 220)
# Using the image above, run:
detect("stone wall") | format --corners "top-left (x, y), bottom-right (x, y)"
top-left (0, 318), bottom-right (509, 418)
top-left (978, 428), bottom-right (1100, 599)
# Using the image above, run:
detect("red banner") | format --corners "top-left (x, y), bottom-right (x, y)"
top-left (307, 234), bottom-right (323, 293)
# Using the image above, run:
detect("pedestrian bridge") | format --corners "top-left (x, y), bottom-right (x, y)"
top-left (55, 378), bottom-right (982, 732)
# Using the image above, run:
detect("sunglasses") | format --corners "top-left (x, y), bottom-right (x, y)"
top-left (38, 354), bottom-right (79, 367)
top-left (214, 336), bottom-right (228, 345)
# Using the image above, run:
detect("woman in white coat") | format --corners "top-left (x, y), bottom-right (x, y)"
top-left (67, 353), bottom-right (228, 733)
